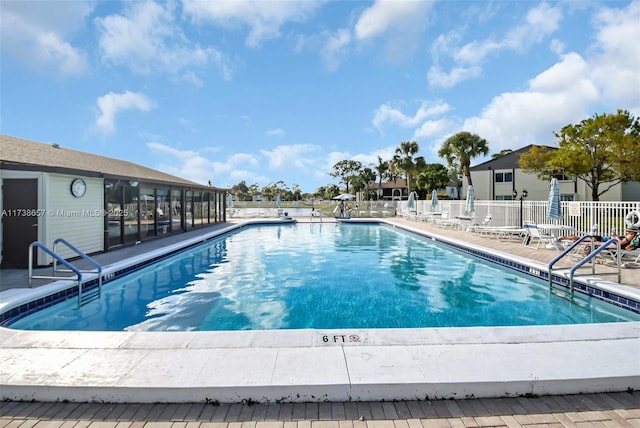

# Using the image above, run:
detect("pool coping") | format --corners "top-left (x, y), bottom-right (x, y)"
top-left (1, 219), bottom-right (639, 403)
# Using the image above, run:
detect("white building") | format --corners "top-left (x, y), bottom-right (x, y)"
top-left (1, 135), bottom-right (228, 268)
top-left (467, 145), bottom-right (640, 202)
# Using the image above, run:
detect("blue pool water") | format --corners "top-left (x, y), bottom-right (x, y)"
top-left (9, 223), bottom-right (640, 331)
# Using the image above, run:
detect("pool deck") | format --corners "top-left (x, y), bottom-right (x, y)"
top-left (1, 217), bottom-right (639, 425)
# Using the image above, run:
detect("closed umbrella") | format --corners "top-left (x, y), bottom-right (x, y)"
top-left (227, 193), bottom-right (233, 208)
top-left (430, 190), bottom-right (438, 210)
top-left (547, 178), bottom-right (562, 221)
top-left (407, 191), bottom-right (415, 210)
top-left (465, 185), bottom-right (475, 214)
top-left (276, 194), bottom-right (282, 208)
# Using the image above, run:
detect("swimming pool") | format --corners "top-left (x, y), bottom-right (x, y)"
top-left (8, 223), bottom-right (640, 331)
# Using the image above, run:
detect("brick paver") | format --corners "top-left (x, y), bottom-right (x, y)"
top-left (2, 393), bottom-right (640, 426)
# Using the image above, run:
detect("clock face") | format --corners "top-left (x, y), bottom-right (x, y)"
top-left (71, 178), bottom-right (87, 198)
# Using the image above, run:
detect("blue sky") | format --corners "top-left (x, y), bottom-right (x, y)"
top-left (1, 0), bottom-right (639, 194)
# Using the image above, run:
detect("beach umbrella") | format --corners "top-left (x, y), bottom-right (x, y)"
top-left (431, 190), bottom-right (438, 210)
top-left (227, 193), bottom-right (233, 208)
top-left (465, 185), bottom-right (475, 214)
top-left (276, 194), bottom-right (282, 208)
top-left (547, 178), bottom-right (562, 221)
top-left (407, 191), bottom-right (415, 210)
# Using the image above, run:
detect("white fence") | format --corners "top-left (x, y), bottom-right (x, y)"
top-left (227, 199), bottom-right (640, 236)
top-left (402, 200), bottom-right (640, 236)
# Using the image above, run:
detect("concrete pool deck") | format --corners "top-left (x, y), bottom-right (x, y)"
top-left (1, 218), bottom-right (639, 405)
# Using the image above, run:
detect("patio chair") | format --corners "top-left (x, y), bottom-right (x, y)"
top-left (620, 248), bottom-right (640, 266)
top-left (471, 214), bottom-right (492, 234)
top-left (523, 222), bottom-right (557, 249)
top-left (434, 210), bottom-right (456, 228)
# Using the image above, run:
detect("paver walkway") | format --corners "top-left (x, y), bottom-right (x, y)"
top-left (2, 392), bottom-right (640, 426)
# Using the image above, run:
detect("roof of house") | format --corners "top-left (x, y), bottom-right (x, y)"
top-left (377, 178), bottom-right (407, 189)
top-left (1, 134), bottom-right (222, 189)
top-left (470, 145), bottom-right (557, 171)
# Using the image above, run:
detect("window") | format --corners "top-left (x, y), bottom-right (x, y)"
top-left (495, 195), bottom-right (515, 200)
top-left (495, 172), bottom-right (513, 183)
top-left (552, 170), bottom-right (573, 181)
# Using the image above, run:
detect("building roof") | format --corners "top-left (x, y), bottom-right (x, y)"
top-left (1, 134), bottom-right (222, 189)
top-left (470, 145), bottom-right (557, 171)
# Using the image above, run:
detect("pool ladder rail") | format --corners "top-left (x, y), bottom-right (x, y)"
top-left (28, 238), bottom-right (103, 308)
top-left (548, 234), bottom-right (621, 299)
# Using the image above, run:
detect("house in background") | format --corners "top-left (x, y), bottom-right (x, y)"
top-left (366, 178), bottom-right (459, 201)
top-left (467, 145), bottom-right (640, 202)
top-left (1, 134), bottom-right (228, 268)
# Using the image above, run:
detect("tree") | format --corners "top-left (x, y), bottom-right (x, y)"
top-left (329, 160), bottom-right (362, 193)
top-left (491, 149), bottom-right (513, 159)
top-left (438, 131), bottom-right (489, 198)
top-left (416, 163), bottom-right (450, 196)
top-left (392, 140), bottom-right (420, 194)
top-left (520, 110), bottom-right (640, 201)
top-left (358, 167), bottom-right (377, 200)
top-left (231, 180), bottom-right (251, 201)
top-left (374, 156), bottom-right (389, 200)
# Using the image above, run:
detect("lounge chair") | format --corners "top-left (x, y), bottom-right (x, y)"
top-left (523, 222), bottom-right (557, 249)
top-left (434, 210), bottom-right (456, 228)
top-left (470, 214), bottom-right (492, 234)
top-left (619, 248), bottom-right (640, 266)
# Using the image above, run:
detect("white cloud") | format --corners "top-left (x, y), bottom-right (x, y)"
top-left (95, 91), bottom-right (155, 135)
top-left (354, 0), bottom-right (433, 63)
top-left (426, 65), bottom-right (482, 89)
top-left (373, 101), bottom-right (451, 131)
top-left (430, 2), bottom-right (563, 89)
top-left (96, 1), bottom-right (232, 82)
top-left (261, 144), bottom-right (319, 169)
top-left (182, 0), bottom-right (323, 48)
top-left (503, 2), bottom-right (563, 53)
top-left (354, 0), bottom-right (432, 41)
top-left (147, 142), bottom-right (262, 186)
top-left (461, 53), bottom-right (599, 154)
top-left (0, 0), bottom-right (91, 76)
top-left (588, 0), bottom-right (640, 114)
top-left (320, 28), bottom-right (352, 72)
top-left (266, 128), bottom-right (286, 137)
top-left (413, 119), bottom-right (456, 140)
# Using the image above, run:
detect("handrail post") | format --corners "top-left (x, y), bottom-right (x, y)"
top-left (28, 246), bottom-right (34, 288)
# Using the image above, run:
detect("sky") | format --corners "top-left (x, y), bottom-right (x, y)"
top-left (1, 0), bottom-right (639, 194)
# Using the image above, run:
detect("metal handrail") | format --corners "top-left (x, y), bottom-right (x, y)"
top-left (28, 239), bottom-right (102, 308)
top-left (52, 238), bottom-right (102, 276)
top-left (568, 238), bottom-right (621, 293)
top-left (53, 238), bottom-right (103, 307)
top-left (548, 234), bottom-right (595, 284)
top-left (28, 242), bottom-right (82, 288)
top-left (548, 235), bottom-right (621, 297)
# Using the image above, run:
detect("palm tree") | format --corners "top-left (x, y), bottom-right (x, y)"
top-left (374, 156), bottom-right (388, 200)
top-left (438, 131), bottom-right (489, 190)
top-left (392, 140), bottom-right (420, 195)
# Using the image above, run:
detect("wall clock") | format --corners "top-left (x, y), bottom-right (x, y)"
top-left (71, 178), bottom-right (87, 198)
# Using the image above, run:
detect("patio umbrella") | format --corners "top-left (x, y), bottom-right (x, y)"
top-left (407, 191), bottom-right (415, 210)
top-left (276, 194), bottom-right (282, 208)
top-left (465, 185), bottom-right (475, 214)
top-left (547, 178), bottom-right (562, 221)
top-left (227, 193), bottom-right (233, 208)
top-left (431, 190), bottom-right (438, 210)
top-left (332, 193), bottom-right (355, 200)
